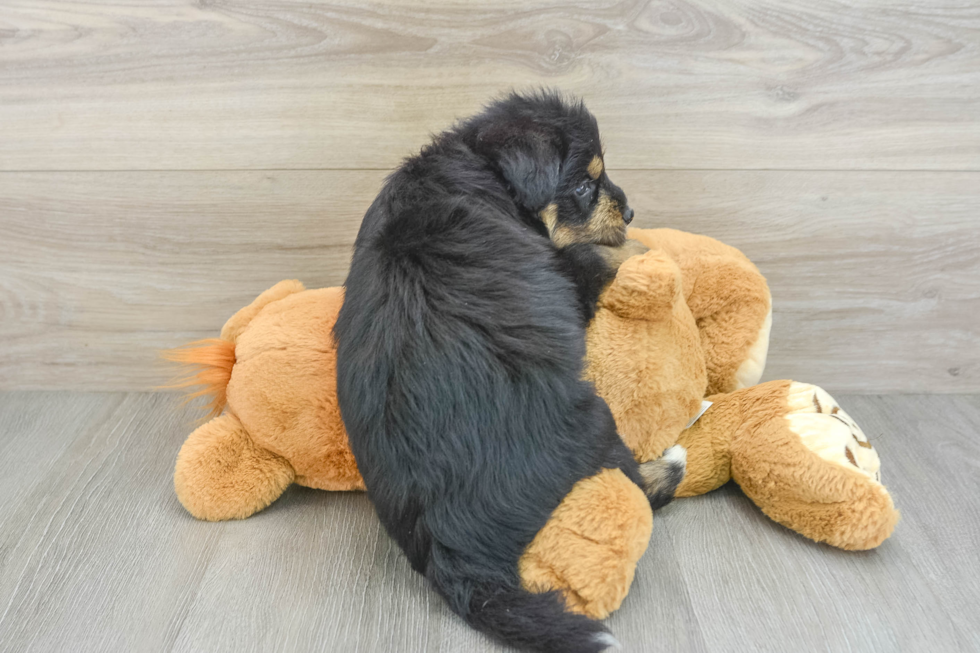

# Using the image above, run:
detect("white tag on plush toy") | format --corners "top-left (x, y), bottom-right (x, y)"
top-left (685, 401), bottom-right (713, 429)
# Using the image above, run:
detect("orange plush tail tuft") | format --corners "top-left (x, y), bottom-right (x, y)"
top-left (161, 339), bottom-right (236, 419)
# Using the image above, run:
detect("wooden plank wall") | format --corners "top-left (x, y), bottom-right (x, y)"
top-left (1, 0), bottom-right (978, 392)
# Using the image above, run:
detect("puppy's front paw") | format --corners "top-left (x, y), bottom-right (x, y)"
top-left (596, 239), bottom-right (650, 272)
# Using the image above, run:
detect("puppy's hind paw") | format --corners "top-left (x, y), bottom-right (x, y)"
top-left (593, 632), bottom-right (623, 651)
top-left (638, 445), bottom-right (687, 511)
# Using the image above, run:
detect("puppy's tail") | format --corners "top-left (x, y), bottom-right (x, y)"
top-left (638, 444), bottom-right (687, 510)
top-left (454, 580), bottom-right (619, 653)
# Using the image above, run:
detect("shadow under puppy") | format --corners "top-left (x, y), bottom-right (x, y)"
top-left (335, 91), bottom-right (685, 653)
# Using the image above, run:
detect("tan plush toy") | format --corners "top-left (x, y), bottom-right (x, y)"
top-left (168, 228), bottom-right (898, 620)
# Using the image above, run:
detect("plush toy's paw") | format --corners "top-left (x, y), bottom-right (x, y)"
top-left (175, 413), bottom-right (295, 521)
top-left (730, 381), bottom-right (899, 550)
top-left (783, 383), bottom-right (882, 483)
top-left (519, 469), bottom-right (653, 619)
top-left (598, 250), bottom-right (683, 321)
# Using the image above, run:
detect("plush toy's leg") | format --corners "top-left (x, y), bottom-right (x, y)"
top-left (718, 381), bottom-right (899, 550)
top-left (626, 228), bottom-right (771, 395)
top-left (589, 249), bottom-right (707, 461)
top-left (691, 259), bottom-right (771, 396)
top-left (219, 279), bottom-right (306, 343)
top-left (674, 399), bottom-right (739, 497)
top-left (518, 469), bottom-right (653, 619)
top-left (174, 413), bottom-right (296, 521)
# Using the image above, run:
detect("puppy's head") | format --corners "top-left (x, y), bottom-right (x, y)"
top-left (537, 149), bottom-right (632, 249)
top-left (470, 91), bottom-right (633, 248)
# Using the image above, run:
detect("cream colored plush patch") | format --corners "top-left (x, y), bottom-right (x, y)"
top-left (734, 300), bottom-right (771, 389)
top-left (785, 382), bottom-right (882, 483)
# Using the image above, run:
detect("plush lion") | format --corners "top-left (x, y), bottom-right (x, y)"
top-left (167, 228), bottom-right (898, 619)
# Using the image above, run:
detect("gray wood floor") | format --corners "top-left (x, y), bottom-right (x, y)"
top-left (1, 392), bottom-right (977, 653)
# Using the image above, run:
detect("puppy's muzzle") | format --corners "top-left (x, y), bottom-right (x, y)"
top-left (622, 206), bottom-right (634, 225)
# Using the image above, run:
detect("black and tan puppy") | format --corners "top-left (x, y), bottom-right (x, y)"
top-left (335, 91), bottom-right (685, 653)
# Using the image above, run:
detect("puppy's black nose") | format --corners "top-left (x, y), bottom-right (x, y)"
top-left (622, 206), bottom-right (634, 224)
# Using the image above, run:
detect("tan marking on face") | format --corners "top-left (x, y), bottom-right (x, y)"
top-left (539, 203), bottom-right (558, 235)
top-left (587, 155), bottom-right (604, 180)
top-left (588, 191), bottom-right (627, 246)
top-left (551, 222), bottom-right (589, 248)
top-left (543, 192), bottom-right (627, 249)
top-left (543, 202), bottom-right (594, 248)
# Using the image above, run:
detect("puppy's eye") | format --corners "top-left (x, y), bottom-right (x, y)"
top-left (574, 182), bottom-right (591, 197)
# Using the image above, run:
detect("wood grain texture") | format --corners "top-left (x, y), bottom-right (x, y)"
top-left (0, 391), bottom-right (978, 652)
top-left (2, 170), bottom-right (977, 392)
top-left (1, 0), bottom-right (979, 171)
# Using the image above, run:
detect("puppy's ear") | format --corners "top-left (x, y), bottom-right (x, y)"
top-left (477, 124), bottom-right (561, 211)
top-left (496, 136), bottom-right (560, 211)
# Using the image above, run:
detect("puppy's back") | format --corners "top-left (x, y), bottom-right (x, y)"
top-left (336, 130), bottom-right (620, 653)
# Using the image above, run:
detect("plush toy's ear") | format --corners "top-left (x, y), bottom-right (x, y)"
top-left (477, 122), bottom-right (561, 211)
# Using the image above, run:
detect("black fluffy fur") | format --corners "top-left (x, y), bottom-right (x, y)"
top-left (553, 243), bottom-right (620, 322)
top-left (335, 91), bottom-right (675, 653)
